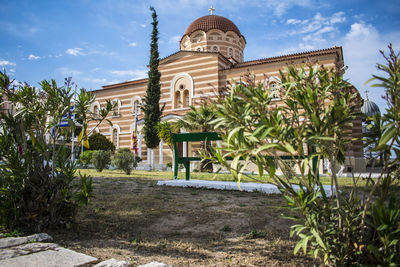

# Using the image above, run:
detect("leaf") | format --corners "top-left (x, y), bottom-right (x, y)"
top-left (311, 228), bottom-right (327, 250)
top-left (378, 125), bottom-right (396, 147)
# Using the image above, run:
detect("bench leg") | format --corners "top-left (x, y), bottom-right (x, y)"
top-left (174, 160), bottom-right (178, 180)
top-left (185, 162), bottom-right (190, 180)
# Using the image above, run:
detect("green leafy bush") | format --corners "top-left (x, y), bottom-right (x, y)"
top-left (79, 150), bottom-right (94, 168)
top-left (88, 132), bottom-right (115, 152)
top-left (112, 148), bottom-right (141, 174)
top-left (91, 150), bottom-right (111, 172)
top-left (0, 74), bottom-right (112, 231)
top-left (210, 45), bottom-right (400, 265)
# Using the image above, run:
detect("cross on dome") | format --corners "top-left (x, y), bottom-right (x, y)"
top-left (208, 5), bottom-right (215, 15)
top-left (365, 89), bottom-right (369, 100)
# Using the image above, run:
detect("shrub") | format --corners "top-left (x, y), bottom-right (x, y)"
top-left (89, 133), bottom-right (115, 152)
top-left (91, 150), bottom-right (111, 172)
top-left (112, 148), bottom-right (142, 174)
top-left (211, 45), bottom-right (400, 265)
top-left (0, 74), bottom-right (112, 231)
top-left (79, 150), bottom-right (94, 168)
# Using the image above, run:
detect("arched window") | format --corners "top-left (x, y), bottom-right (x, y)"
top-left (174, 91), bottom-right (181, 109)
top-left (197, 47), bottom-right (201, 51)
top-left (213, 46), bottom-right (218, 52)
top-left (112, 99), bottom-right (120, 117)
top-left (131, 96), bottom-right (142, 115)
top-left (133, 100), bottom-right (140, 115)
top-left (183, 90), bottom-right (189, 107)
top-left (269, 82), bottom-right (280, 98)
top-left (93, 105), bottom-right (99, 118)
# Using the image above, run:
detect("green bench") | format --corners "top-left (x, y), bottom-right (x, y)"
top-left (172, 132), bottom-right (318, 180)
top-left (173, 132), bottom-right (222, 180)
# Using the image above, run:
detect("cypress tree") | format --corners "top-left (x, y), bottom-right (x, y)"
top-left (142, 6), bottom-right (163, 149)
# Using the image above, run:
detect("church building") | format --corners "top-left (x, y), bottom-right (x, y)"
top-left (88, 8), bottom-right (365, 172)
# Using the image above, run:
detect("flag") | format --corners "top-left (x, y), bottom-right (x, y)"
top-left (78, 126), bottom-right (90, 149)
top-left (132, 112), bottom-right (138, 155)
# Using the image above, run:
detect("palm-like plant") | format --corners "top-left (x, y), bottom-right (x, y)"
top-left (177, 103), bottom-right (216, 172)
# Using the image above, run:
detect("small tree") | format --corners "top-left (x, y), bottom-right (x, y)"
top-left (142, 6), bottom-right (164, 169)
top-left (88, 132), bottom-right (115, 152)
top-left (211, 46), bottom-right (400, 265)
top-left (91, 150), bottom-right (111, 172)
top-left (156, 121), bottom-right (179, 166)
top-left (79, 150), bottom-right (94, 168)
top-left (0, 73), bottom-right (112, 231)
top-left (112, 148), bottom-right (142, 175)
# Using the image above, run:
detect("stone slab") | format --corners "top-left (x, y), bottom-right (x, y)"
top-left (0, 233), bottom-right (52, 249)
top-left (0, 242), bottom-right (58, 260)
top-left (0, 246), bottom-right (97, 267)
top-left (94, 258), bottom-right (129, 267)
top-left (138, 262), bottom-right (170, 267)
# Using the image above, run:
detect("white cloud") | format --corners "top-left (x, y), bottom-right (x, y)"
top-left (286, 19), bottom-right (302, 25)
top-left (287, 11), bottom-right (346, 35)
top-left (140, 23), bottom-right (146, 28)
top-left (0, 60), bottom-right (16, 66)
top-left (343, 22), bottom-right (400, 111)
top-left (66, 48), bottom-right (84, 56)
top-left (330, 11), bottom-right (346, 24)
top-left (28, 54), bottom-right (40, 60)
top-left (264, 0), bottom-right (312, 17)
top-left (128, 42), bottom-right (137, 47)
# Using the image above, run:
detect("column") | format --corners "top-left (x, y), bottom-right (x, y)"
top-left (183, 141), bottom-right (187, 157)
top-left (138, 133), bottom-right (142, 158)
top-left (147, 148), bottom-right (151, 165)
top-left (159, 140), bottom-right (163, 164)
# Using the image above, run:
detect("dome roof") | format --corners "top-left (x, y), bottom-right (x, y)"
top-left (361, 99), bottom-right (380, 117)
top-left (183, 15), bottom-right (244, 40)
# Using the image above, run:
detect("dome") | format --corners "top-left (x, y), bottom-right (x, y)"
top-left (361, 99), bottom-right (380, 117)
top-left (183, 15), bottom-right (244, 40)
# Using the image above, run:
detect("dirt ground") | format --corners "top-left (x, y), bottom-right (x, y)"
top-left (49, 177), bottom-right (320, 266)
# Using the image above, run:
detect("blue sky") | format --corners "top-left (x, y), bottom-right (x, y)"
top-left (1, 0), bottom-right (399, 112)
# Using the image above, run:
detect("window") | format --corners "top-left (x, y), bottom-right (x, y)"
top-left (183, 90), bottom-right (189, 107)
top-left (197, 47), bottom-right (201, 51)
top-left (112, 99), bottom-right (120, 117)
top-left (174, 91), bottom-right (181, 109)
top-left (133, 100), bottom-right (140, 115)
top-left (213, 46), bottom-right (218, 52)
top-left (93, 105), bottom-right (99, 118)
top-left (269, 82), bottom-right (279, 98)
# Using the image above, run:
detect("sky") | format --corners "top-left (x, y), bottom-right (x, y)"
top-left (1, 0), bottom-right (399, 112)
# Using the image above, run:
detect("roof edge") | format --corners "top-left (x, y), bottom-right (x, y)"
top-left (225, 46), bottom-right (342, 70)
top-left (98, 78), bottom-right (148, 91)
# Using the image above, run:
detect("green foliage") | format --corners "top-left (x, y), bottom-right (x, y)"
top-left (91, 150), bottom-right (111, 172)
top-left (88, 132), bottom-right (115, 152)
top-left (246, 229), bottom-right (267, 239)
top-left (220, 224), bottom-right (232, 232)
top-left (142, 7), bottom-right (164, 150)
top-left (0, 73), bottom-right (111, 231)
top-left (156, 121), bottom-right (176, 149)
top-left (211, 45), bottom-right (400, 266)
top-left (79, 150), bottom-right (94, 168)
top-left (112, 148), bottom-right (142, 175)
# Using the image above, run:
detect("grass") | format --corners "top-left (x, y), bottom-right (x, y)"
top-left (77, 168), bottom-right (367, 187)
